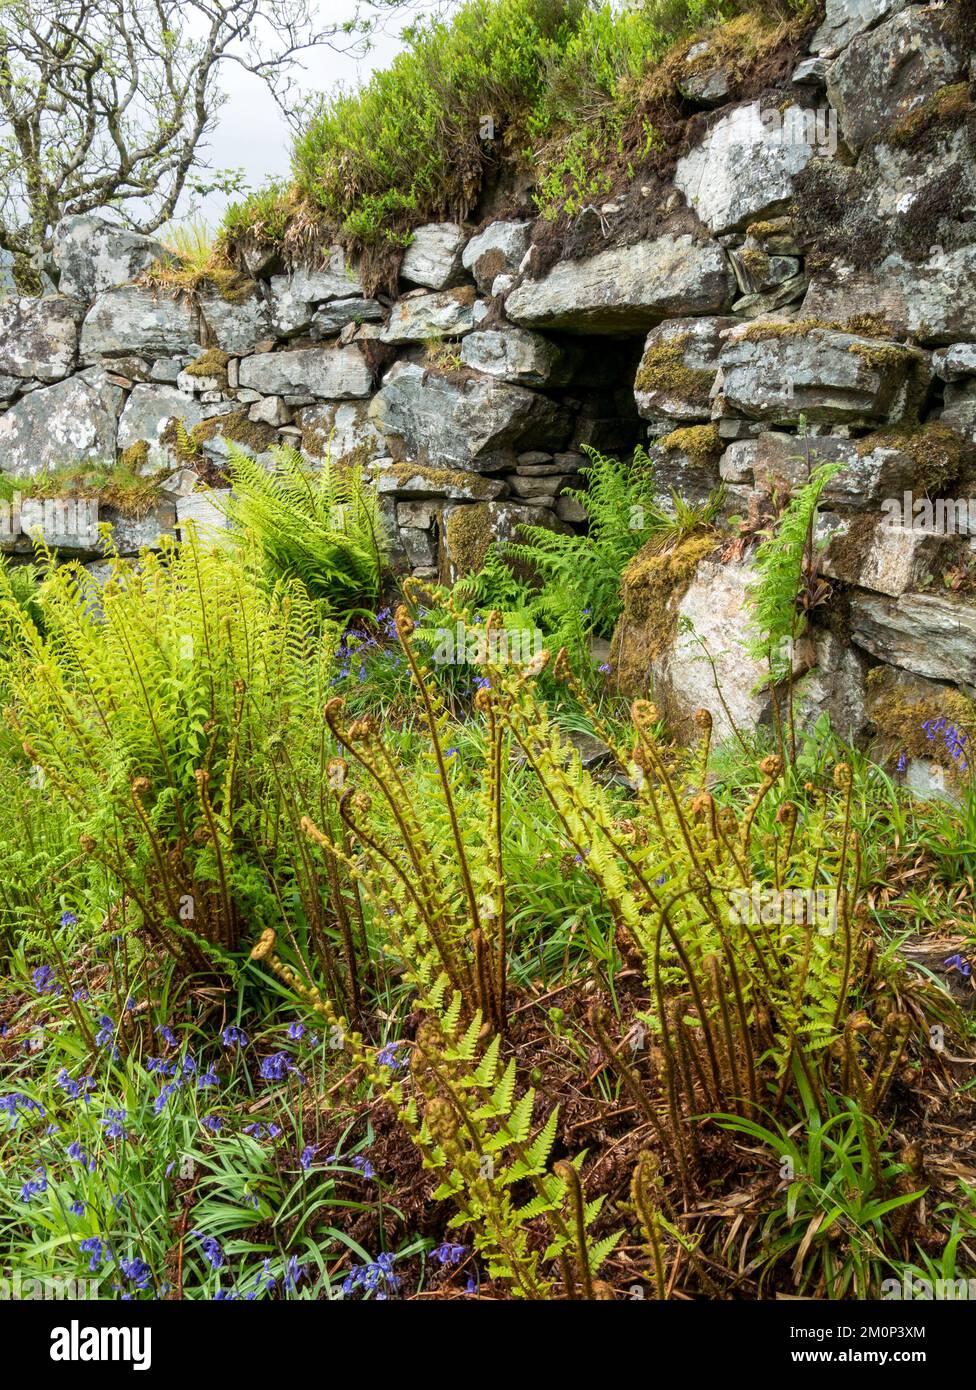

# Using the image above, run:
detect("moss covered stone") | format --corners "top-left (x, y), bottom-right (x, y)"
top-left (855, 421), bottom-right (972, 494)
top-left (609, 533), bottom-right (716, 695)
top-left (634, 333), bottom-right (713, 406)
top-left (443, 502), bottom-right (494, 580)
top-left (655, 423), bottom-right (722, 465)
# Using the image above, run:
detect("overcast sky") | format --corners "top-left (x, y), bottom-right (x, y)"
top-left (190, 0), bottom-right (447, 226)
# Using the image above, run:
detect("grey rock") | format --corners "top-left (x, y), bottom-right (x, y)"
top-left (296, 400), bottom-right (383, 462)
top-left (506, 233), bottom-right (733, 333)
top-left (791, 56), bottom-right (831, 85)
top-left (396, 500), bottom-right (436, 529)
top-left (731, 274), bottom-right (808, 319)
top-left (933, 345), bottom-right (976, 383)
top-left (508, 473), bottom-right (568, 499)
top-left (440, 500), bottom-right (568, 581)
top-left (720, 430), bottom-right (920, 505)
top-left (803, 245), bottom-right (976, 348)
top-left (199, 290), bottom-right (271, 354)
top-left (150, 359), bottom-right (184, 384)
top-left (676, 43), bottom-right (730, 106)
top-left (556, 494), bottom-right (588, 524)
top-left (809, 0), bottom-right (908, 55)
top-left (0, 295), bottom-right (83, 382)
top-left (238, 345), bottom-right (372, 398)
top-left (376, 465), bottom-right (508, 502)
top-left (310, 298), bottom-right (384, 339)
top-left (267, 253), bottom-right (365, 336)
top-left (0, 369), bottom-right (123, 475)
top-left (634, 316), bottom-right (736, 423)
top-left (369, 359), bottom-right (572, 471)
top-left (106, 502), bottom-right (178, 556)
top-left (53, 215), bottom-right (170, 301)
top-left (820, 514), bottom-right (944, 596)
top-left (850, 590), bottom-right (976, 688)
top-left (248, 395), bottom-right (291, 426)
top-left (825, 6), bottom-right (964, 152)
top-left (400, 525), bottom-right (438, 569)
top-left (656, 559), bottom-right (803, 742)
top-left (460, 326), bottom-right (574, 387)
top-left (176, 491), bottom-right (232, 541)
top-left (379, 288), bottom-right (478, 344)
top-left (81, 286), bottom-right (199, 358)
top-left (940, 381), bottom-right (976, 444)
top-left (717, 325), bottom-right (929, 425)
top-left (794, 628), bottom-right (870, 742)
top-left (462, 221), bottom-right (532, 293)
top-left (674, 101), bottom-right (819, 235)
top-left (400, 223), bottom-right (467, 290)
top-left (117, 385), bottom-right (235, 469)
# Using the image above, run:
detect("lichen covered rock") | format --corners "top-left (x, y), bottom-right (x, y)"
top-left (506, 234), bottom-right (733, 333)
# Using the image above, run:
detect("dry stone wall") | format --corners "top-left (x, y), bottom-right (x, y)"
top-left (1, 0), bottom-right (974, 782)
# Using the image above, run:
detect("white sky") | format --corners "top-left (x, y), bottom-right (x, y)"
top-left (188, 0), bottom-right (449, 227)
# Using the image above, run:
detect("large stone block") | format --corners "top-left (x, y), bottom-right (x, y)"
top-left (850, 590), bottom-right (976, 688)
top-left (81, 286), bottom-right (199, 359)
top-left (0, 295), bottom-right (83, 383)
top-left (461, 221), bottom-right (532, 293)
top-left (267, 254), bottom-right (364, 337)
top-left (439, 500), bottom-right (568, 582)
top-left (717, 324), bottom-right (930, 425)
top-left (53, 215), bottom-right (170, 301)
top-left (369, 360), bottom-right (572, 471)
top-left (296, 400), bottom-right (383, 462)
top-left (198, 290), bottom-right (272, 354)
top-left (802, 246), bottom-right (976, 348)
top-left (238, 345), bottom-right (372, 398)
top-left (400, 223), bottom-right (467, 290)
top-left (0, 370), bottom-right (122, 475)
top-left (825, 6), bottom-right (964, 152)
top-left (460, 327), bottom-right (575, 387)
top-left (117, 385), bottom-right (236, 469)
top-left (719, 430), bottom-right (920, 507)
top-left (379, 288), bottom-right (480, 344)
top-left (506, 233), bottom-right (733, 334)
top-left (674, 101), bottom-right (819, 235)
top-left (634, 317), bottom-right (736, 423)
top-left (809, 0), bottom-right (908, 54)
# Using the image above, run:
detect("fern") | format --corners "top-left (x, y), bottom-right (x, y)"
top-left (746, 458), bottom-right (841, 683)
top-left (220, 444), bottom-right (387, 621)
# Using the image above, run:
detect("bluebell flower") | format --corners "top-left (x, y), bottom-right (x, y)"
top-left (945, 953), bottom-right (972, 979)
top-left (377, 1041), bottom-right (408, 1069)
top-left (287, 1022), bottom-right (305, 1041)
top-left (101, 1107), bottom-right (127, 1139)
top-left (94, 1015), bottom-right (114, 1047)
top-left (67, 1141), bottom-right (95, 1170)
top-left (431, 1241), bottom-right (467, 1267)
top-left (300, 1145), bottom-right (316, 1170)
top-left (283, 1256), bottom-right (306, 1292)
top-left (70, 1200), bottom-right (86, 1217)
top-left (191, 1231), bottom-right (224, 1270)
top-left (80, 1236), bottom-right (106, 1271)
top-left (222, 1025), bottom-right (247, 1048)
top-left (20, 1168), bottom-right (47, 1204)
top-left (197, 1070), bottom-right (219, 1089)
top-left (119, 1257), bottom-right (151, 1289)
top-left (60, 911), bottom-right (78, 926)
top-left (155, 1024), bottom-right (177, 1047)
top-left (72, 989), bottom-right (88, 1003)
top-left (32, 964), bottom-right (59, 994)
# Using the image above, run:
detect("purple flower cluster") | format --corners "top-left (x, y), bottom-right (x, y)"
top-left (922, 716), bottom-right (969, 772)
top-left (341, 1251), bottom-right (399, 1299)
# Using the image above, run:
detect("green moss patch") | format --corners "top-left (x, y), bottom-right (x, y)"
top-left (635, 334), bottom-right (714, 406)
